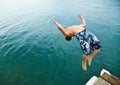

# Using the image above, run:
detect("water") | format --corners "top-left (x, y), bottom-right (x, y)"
top-left (0, 0), bottom-right (120, 85)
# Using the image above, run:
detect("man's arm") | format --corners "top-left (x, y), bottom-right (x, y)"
top-left (79, 14), bottom-right (86, 27)
top-left (53, 20), bottom-right (67, 36)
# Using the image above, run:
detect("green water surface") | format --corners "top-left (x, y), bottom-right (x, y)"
top-left (0, 0), bottom-right (120, 85)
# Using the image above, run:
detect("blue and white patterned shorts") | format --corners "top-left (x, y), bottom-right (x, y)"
top-left (76, 30), bottom-right (101, 55)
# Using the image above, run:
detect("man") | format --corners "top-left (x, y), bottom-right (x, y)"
top-left (53, 14), bottom-right (101, 70)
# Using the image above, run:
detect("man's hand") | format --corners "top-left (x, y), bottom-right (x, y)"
top-left (78, 14), bottom-right (86, 27)
top-left (79, 14), bottom-right (83, 18)
top-left (53, 19), bottom-right (56, 24)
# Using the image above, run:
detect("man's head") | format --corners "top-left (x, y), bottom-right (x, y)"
top-left (65, 36), bottom-right (72, 41)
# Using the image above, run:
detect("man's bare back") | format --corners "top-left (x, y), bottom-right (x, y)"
top-left (53, 14), bottom-right (86, 38)
top-left (65, 25), bottom-right (85, 36)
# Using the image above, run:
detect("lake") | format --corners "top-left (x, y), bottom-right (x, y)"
top-left (0, 0), bottom-right (120, 85)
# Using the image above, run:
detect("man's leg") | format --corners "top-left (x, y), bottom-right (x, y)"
top-left (82, 54), bottom-right (89, 70)
top-left (87, 49), bottom-right (100, 66)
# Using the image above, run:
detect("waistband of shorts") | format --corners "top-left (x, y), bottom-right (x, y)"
top-left (76, 29), bottom-right (86, 38)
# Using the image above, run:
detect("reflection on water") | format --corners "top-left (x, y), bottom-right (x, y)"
top-left (0, 0), bottom-right (120, 85)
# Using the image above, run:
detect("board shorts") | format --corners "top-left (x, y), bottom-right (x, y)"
top-left (76, 29), bottom-right (101, 55)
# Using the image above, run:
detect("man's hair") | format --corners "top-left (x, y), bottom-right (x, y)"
top-left (65, 36), bottom-right (72, 41)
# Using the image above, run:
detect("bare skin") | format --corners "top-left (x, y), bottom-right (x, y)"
top-left (88, 49), bottom-right (100, 66)
top-left (82, 50), bottom-right (100, 70)
top-left (53, 14), bottom-right (100, 71)
top-left (53, 14), bottom-right (86, 37)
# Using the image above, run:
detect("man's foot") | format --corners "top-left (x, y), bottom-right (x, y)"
top-left (82, 61), bottom-right (87, 71)
top-left (88, 57), bottom-right (92, 66)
